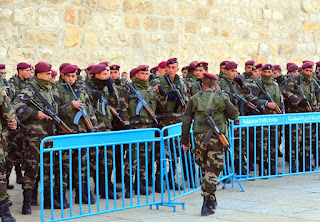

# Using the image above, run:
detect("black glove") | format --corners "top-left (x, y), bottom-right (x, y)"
top-left (105, 79), bottom-right (114, 94)
top-left (234, 77), bottom-right (244, 88)
top-left (91, 91), bottom-right (102, 99)
top-left (298, 99), bottom-right (308, 107)
top-left (167, 91), bottom-right (179, 101)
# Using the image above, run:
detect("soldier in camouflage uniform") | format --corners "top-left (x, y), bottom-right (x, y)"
top-left (53, 64), bottom-right (99, 205)
top-left (252, 63), bottom-right (263, 79)
top-left (181, 73), bottom-right (239, 216)
top-left (251, 64), bottom-right (284, 175)
top-left (240, 60), bottom-right (256, 83)
top-left (86, 63), bottom-right (120, 199)
top-left (13, 62), bottom-right (64, 214)
top-left (219, 61), bottom-right (257, 175)
top-left (190, 62), bottom-right (209, 96)
top-left (218, 61), bottom-right (228, 80)
top-left (0, 86), bottom-right (17, 222)
top-left (183, 61), bottom-right (198, 99)
top-left (6, 63), bottom-right (32, 188)
top-left (283, 61), bottom-right (318, 172)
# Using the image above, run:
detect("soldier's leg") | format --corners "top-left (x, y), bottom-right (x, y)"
top-left (14, 132), bottom-right (24, 184)
top-left (134, 142), bottom-right (151, 195)
top-left (4, 133), bottom-right (14, 189)
top-left (299, 123), bottom-right (314, 171)
top-left (124, 144), bottom-right (137, 198)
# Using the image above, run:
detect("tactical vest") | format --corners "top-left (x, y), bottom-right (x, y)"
top-left (12, 75), bottom-right (27, 98)
top-left (298, 76), bottom-right (316, 105)
top-left (258, 79), bottom-right (282, 108)
top-left (192, 90), bottom-right (228, 134)
top-left (0, 90), bottom-right (4, 131)
top-left (128, 84), bottom-right (157, 126)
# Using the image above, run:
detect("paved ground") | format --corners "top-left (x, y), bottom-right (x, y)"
top-left (7, 173), bottom-right (320, 222)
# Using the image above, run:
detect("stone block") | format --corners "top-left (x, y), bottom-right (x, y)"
top-left (272, 10), bottom-right (284, 20)
top-left (156, 1), bottom-right (171, 16)
top-left (100, 0), bottom-right (120, 12)
top-left (185, 21), bottom-right (197, 33)
top-left (161, 18), bottom-right (175, 31)
top-left (221, 30), bottom-right (229, 37)
top-left (254, 55), bottom-right (266, 64)
top-left (38, 48), bottom-right (53, 62)
top-left (0, 46), bottom-right (7, 60)
top-left (123, 0), bottom-right (132, 13)
top-left (179, 5), bottom-right (194, 18)
top-left (303, 22), bottom-right (319, 31)
top-left (84, 30), bottom-right (98, 47)
top-left (301, 0), bottom-right (312, 12)
top-left (14, 7), bottom-right (35, 24)
top-left (72, 0), bottom-right (81, 6)
top-left (195, 7), bottom-right (209, 20)
top-left (0, 22), bottom-right (18, 43)
top-left (38, 8), bottom-right (60, 28)
top-left (65, 26), bottom-right (81, 47)
top-left (64, 7), bottom-right (75, 24)
top-left (0, 0), bottom-right (11, 4)
top-left (107, 15), bottom-right (122, 29)
top-left (280, 44), bottom-right (296, 54)
top-left (26, 29), bottom-right (58, 45)
top-left (0, 9), bottom-right (12, 19)
top-left (100, 32), bottom-right (131, 47)
top-left (164, 34), bottom-right (178, 44)
top-left (125, 16), bottom-right (141, 29)
top-left (134, 0), bottom-right (154, 14)
top-left (48, 0), bottom-right (64, 3)
top-left (78, 9), bottom-right (87, 27)
top-left (143, 17), bottom-right (159, 31)
top-left (76, 51), bottom-right (88, 63)
top-left (85, 0), bottom-right (97, 9)
top-left (312, 1), bottom-right (320, 12)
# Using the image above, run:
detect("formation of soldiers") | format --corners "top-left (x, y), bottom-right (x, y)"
top-left (0, 58), bottom-right (319, 220)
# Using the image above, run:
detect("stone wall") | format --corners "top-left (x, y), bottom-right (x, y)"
top-left (0, 0), bottom-right (320, 77)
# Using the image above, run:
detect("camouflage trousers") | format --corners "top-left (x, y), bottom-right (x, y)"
top-left (6, 130), bottom-right (23, 180)
top-left (194, 133), bottom-right (224, 199)
top-left (23, 134), bottom-right (53, 190)
top-left (233, 127), bottom-right (247, 160)
top-left (0, 134), bottom-right (9, 201)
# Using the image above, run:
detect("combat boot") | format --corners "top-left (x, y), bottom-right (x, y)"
top-left (0, 199), bottom-right (15, 222)
top-left (201, 196), bottom-right (216, 216)
top-left (75, 186), bottom-right (96, 204)
top-left (43, 187), bottom-right (63, 209)
top-left (6, 179), bottom-right (13, 190)
top-left (134, 179), bottom-right (151, 195)
top-left (54, 188), bottom-right (70, 209)
top-left (15, 165), bottom-right (23, 185)
top-left (22, 190), bottom-right (32, 215)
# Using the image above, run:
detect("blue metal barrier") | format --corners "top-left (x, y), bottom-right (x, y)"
top-left (229, 112), bottom-right (320, 182)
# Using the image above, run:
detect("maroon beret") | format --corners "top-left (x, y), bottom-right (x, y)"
top-left (166, 58), bottom-right (178, 66)
top-left (35, 61), bottom-right (51, 72)
top-left (51, 70), bottom-right (58, 77)
top-left (130, 68), bottom-right (137, 77)
top-left (225, 61), bottom-right (238, 70)
top-left (286, 63), bottom-right (295, 69)
top-left (203, 73), bottom-right (218, 80)
top-left (189, 61), bottom-right (198, 69)
top-left (0, 64), bottom-right (5, 69)
top-left (135, 65), bottom-right (149, 72)
top-left (302, 61), bottom-right (314, 69)
top-left (59, 63), bottom-right (71, 71)
top-left (110, 65), bottom-right (120, 71)
top-left (303, 60), bottom-right (313, 64)
top-left (17, 62), bottom-right (31, 69)
top-left (298, 67), bottom-right (302, 72)
top-left (262, 64), bottom-right (273, 71)
top-left (316, 61), bottom-right (320, 67)
top-left (273, 65), bottom-right (281, 70)
top-left (99, 61), bottom-right (110, 67)
top-left (151, 66), bottom-right (158, 72)
top-left (158, 61), bottom-right (166, 68)
top-left (255, 63), bottom-right (263, 69)
top-left (90, 64), bottom-right (106, 74)
top-left (245, 60), bottom-right (255, 66)
top-left (86, 65), bottom-right (94, 71)
top-left (288, 64), bottom-right (298, 72)
top-left (196, 62), bottom-right (208, 68)
top-left (220, 61), bottom-right (229, 66)
top-left (61, 64), bottom-right (79, 74)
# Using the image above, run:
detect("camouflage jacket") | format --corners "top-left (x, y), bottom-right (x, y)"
top-left (0, 76), bottom-right (15, 100)
top-left (0, 87), bottom-right (16, 133)
top-left (13, 79), bottom-right (58, 135)
top-left (9, 75), bottom-right (29, 99)
top-left (282, 74), bottom-right (320, 113)
top-left (240, 72), bottom-right (257, 84)
top-left (53, 81), bottom-right (98, 133)
top-left (183, 72), bottom-right (197, 100)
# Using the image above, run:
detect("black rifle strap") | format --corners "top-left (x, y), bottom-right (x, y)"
top-left (29, 83), bottom-right (54, 112)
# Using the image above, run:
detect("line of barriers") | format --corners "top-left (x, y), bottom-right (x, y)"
top-left (39, 112), bottom-right (320, 221)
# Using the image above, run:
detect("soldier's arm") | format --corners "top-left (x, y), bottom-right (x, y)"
top-left (84, 91), bottom-right (98, 129)
top-left (52, 87), bottom-right (71, 118)
top-left (12, 88), bottom-right (38, 122)
top-left (241, 82), bottom-right (258, 105)
top-left (223, 94), bottom-right (240, 120)
top-left (0, 88), bottom-right (16, 122)
top-left (282, 78), bottom-right (302, 106)
top-left (181, 99), bottom-right (194, 145)
top-left (117, 85), bottom-right (130, 127)
top-left (155, 85), bottom-right (167, 107)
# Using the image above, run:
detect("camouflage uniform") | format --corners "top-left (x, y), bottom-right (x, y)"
top-left (181, 88), bottom-right (239, 200)
top-left (239, 71), bottom-right (256, 84)
top-left (282, 74), bottom-right (320, 171)
top-left (183, 71), bottom-right (197, 100)
top-left (0, 87), bottom-right (16, 221)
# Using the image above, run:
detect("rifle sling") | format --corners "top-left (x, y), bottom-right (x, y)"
top-left (29, 83), bottom-right (55, 112)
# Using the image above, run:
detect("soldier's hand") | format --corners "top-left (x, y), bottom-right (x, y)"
top-left (37, 111), bottom-right (52, 120)
top-left (153, 85), bottom-right (159, 92)
top-left (266, 102), bottom-right (277, 109)
top-left (8, 119), bottom-right (17, 130)
top-left (72, 100), bottom-right (84, 110)
top-left (182, 143), bottom-right (191, 152)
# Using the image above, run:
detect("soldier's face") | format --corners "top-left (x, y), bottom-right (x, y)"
top-left (303, 68), bottom-right (313, 75)
top-left (121, 73), bottom-right (128, 79)
top-left (245, 65), bottom-right (253, 73)
top-left (110, 70), bottom-right (120, 80)
top-left (289, 70), bottom-right (298, 76)
top-left (0, 69), bottom-right (6, 78)
top-left (166, 63), bottom-right (179, 76)
top-left (252, 69), bottom-right (261, 79)
top-left (262, 70), bottom-right (273, 76)
top-left (227, 68), bottom-right (237, 79)
top-left (19, 68), bottom-right (31, 80)
top-left (220, 65), bottom-right (227, 73)
top-left (158, 67), bottom-right (166, 75)
top-left (64, 73), bottom-right (78, 85)
top-left (38, 71), bottom-right (52, 80)
top-left (182, 69), bottom-right (188, 77)
top-left (316, 66), bottom-right (320, 71)
top-left (273, 70), bottom-right (282, 78)
top-left (95, 70), bottom-right (109, 80)
top-left (135, 71), bottom-right (149, 81)
top-left (195, 67), bottom-right (206, 79)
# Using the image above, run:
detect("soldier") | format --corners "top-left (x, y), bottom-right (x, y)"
top-left (240, 60), bottom-right (256, 83)
top-left (0, 86), bottom-right (18, 222)
top-left (0, 65), bottom-right (15, 101)
top-left (13, 61), bottom-right (66, 214)
top-left (287, 64), bottom-right (299, 76)
top-left (283, 61), bottom-right (318, 172)
top-left (86, 63), bottom-right (120, 199)
top-left (251, 64), bottom-right (284, 175)
top-left (181, 66), bottom-right (188, 78)
top-left (50, 70), bottom-right (58, 85)
top-left (190, 62), bottom-right (208, 96)
top-left (218, 61), bottom-right (228, 79)
top-left (58, 63), bottom-right (71, 84)
top-left (315, 62), bottom-right (320, 74)
top-left (121, 72), bottom-right (128, 79)
top-left (6, 62), bottom-right (32, 189)
top-left (181, 73), bottom-right (239, 216)
top-left (158, 61), bottom-right (167, 76)
top-left (252, 63), bottom-right (262, 79)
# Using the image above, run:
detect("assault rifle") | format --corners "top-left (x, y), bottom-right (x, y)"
top-left (224, 91), bottom-right (260, 113)
top-left (21, 95), bottom-right (72, 134)
top-left (97, 94), bottom-right (123, 123)
top-left (165, 75), bottom-right (187, 112)
top-left (62, 82), bottom-right (95, 132)
top-left (122, 78), bottom-right (158, 124)
top-left (290, 76), bottom-right (312, 112)
top-left (255, 81), bottom-right (282, 114)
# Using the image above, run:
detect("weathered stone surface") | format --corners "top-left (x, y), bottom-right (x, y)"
top-left (0, 22), bottom-right (18, 43)
top-left (125, 16), bottom-right (141, 29)
top-left (0, 9), bottom-right (12, 19)
top-left (161, 18), bottom-right (175, 31)
top-left (38, 8), bottom-right (60, 28)
top-left (303, 22), bottom-right (319, 31)
top-left (65, 26), bottom-right (81, 47)
top-left (100, 0), bottom-right (120, 12)
top-left (185, 21), bottom-right (197, 33)
top-left (221, 30), bottom-right (229, 37)
top-left (78, 9), bottom-right (87, 27)
top-left (72, 0), bottom-right (81, 6)
top-left (179, 5), bottom-right (194, 18)
top-left (100, 32), bottom-right (131, 47)
top-left (64, 7), bottom-right (75, 24)
top-left (0, 46), bottom-right (7, 60)
top-left (134, 0), bottom-right (154, 14)
top-left (85, 0), bottom-right (97, 9)
top-left (0, 0), bottom-right (11, 4)
top-left (156, 1), bottom-right (171, 16)
top-left (301, 0), bottom-right (312, 12)
top-left (195, 7), bottom-right (209, 20)
top-left (106, 15), bottom-right (122, 29)
top-left (143, 17), bottom-right (158, 31)
top-left (14, 7), bottom-right (35, 24)
top-left (26, 29), bottom-right (58, 45)
top-left (123, 0), bottom-right (132, 13)
top-left (84, 30), bottom-right (98, 47)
